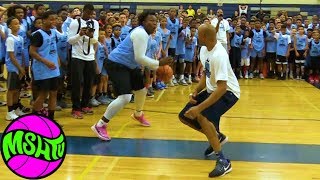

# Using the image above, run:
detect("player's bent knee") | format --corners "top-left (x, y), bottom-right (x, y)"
top-left (118, 94), bottom-right (132, 104)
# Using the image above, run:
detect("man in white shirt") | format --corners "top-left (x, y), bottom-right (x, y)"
top-left (179, 24), bottom-right (240, 178)
top-left (211, 9), bottom-right (231, 52)
top-left (68, 4), bottom-right (99, 119)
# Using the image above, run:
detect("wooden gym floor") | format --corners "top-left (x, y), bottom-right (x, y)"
top-left (0, 79), bottom-right (320, 179)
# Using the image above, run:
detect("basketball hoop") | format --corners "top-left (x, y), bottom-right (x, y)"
top-left (217, 0), bottom-right (224, 7)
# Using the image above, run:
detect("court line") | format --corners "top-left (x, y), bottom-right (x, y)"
top-left (78, 156), bottom-right (101, 179)
top-left (283, 81), bottom-right (320, 112)
top-left (113, 121), bottom-right (131, 137)
top-left (123, 107), bottom-right (320, 121)
top-left (155, 89), bottom-right (165, 102)
top-left (103, 157), bottom-right (120, 177)
top-left (239, 84), bottom-right (315, 88)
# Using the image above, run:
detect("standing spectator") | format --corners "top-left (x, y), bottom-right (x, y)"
top-left (68, 4), bottom-right (99, 119)
top-left (187, 5), bottom-right (195, 17)
top-left (211, 9), bottom-right (231, 52)
top-left (207, 9), bottom-right (215, 20)
top-left (195, 9), bottom-right (206, 21)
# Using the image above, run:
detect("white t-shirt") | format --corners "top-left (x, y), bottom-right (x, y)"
top-left (200, 41), bottom-right (240, 98)
top-left (6, 35), bottom-right (24, 52)
top-left (67, 18), bottom-right (99, 61)
top-left (211, 18), bottom-right (230, 44)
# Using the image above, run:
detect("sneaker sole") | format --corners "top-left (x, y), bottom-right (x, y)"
top-left (91, 125), bottom-right (111, 141)
top-left (206, 136), bottom-right (229, 157)
top-left (131, 114), bottom-right (151, 127)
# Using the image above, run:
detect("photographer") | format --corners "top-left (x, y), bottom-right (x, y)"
top-left (68, 4), bottom-right (99, 119)
top-left (211, 9), bottom-right (231, 52)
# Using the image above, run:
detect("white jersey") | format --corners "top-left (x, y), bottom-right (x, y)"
top-left (200, 41), bottom-right (240, 98)
top-left (210, 18), bottom-right (230, 44)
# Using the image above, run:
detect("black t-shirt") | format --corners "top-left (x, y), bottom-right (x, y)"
top-left (30, 30), bottom-right (52, 47)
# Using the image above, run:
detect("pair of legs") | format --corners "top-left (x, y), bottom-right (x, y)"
top-left (250, 49), bottom-right (264, 77)
top-left (6, 72), bottom-right (23, 120)
top-left (276, 55), bottom-right (288, 79)
top-left (179, 90), bottom-right (238, 177)
top-left (91, 60), bottom-right (150, 141)
top-left (32, 77), bottom-right (59, 120)
top-left (71, 58), bottom-right (96, 117)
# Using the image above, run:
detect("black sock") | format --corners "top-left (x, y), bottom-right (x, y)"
top-left (13, 103), bottom-right (19, 110)
top-left (102, 116), bottom-right (110, 123)
top-left (103, 92), bottom-right (107, 96)
top-left (8, 106), bottom-right (14, 112)
top-left (48, 110), bottom-right (55, 120)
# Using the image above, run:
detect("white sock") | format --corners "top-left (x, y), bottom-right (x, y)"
top-left (103, 94), bottom-right (132, 120)
top-left (179, 74), bottom-right (184, 80)
top-left (0, 73), bottom-right (3, 77)
top-left (96, 119), bottom-right (107, 127)
top-left (133, 88), bottom-right (147, 117)
top-left (134, 111), bottom-right (143, 117)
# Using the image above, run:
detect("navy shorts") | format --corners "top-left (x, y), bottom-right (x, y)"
top-left (179, 90), bottom-right (238, 130)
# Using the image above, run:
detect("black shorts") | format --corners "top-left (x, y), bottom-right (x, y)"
top-left (310, 56), bottom-right (320, 70)
top-left (179, 91), bottom-right (238, 130)
top-left (295, 50), bottom-right (306, 64)
top-left (276, 55), bottom-right (287, 65)
top-left (33, 77), bottom-right (59, 91)
top-left (168, 48), bottom-right (176, 58)
top-left (7, 72), bottom-right (21, 90)
top-left (266, 52), bottom-right (276, 61)
top-left (288, 51), bottom-right (295, 64)
top-left (94, 74), bottom-right (101, 85)
top-left (105, 60), bottom-right (144, 95)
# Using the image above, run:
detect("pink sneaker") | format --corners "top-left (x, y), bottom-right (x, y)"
top-left (309, 75), bottom-right (315, 84)
top-left (131, 113), bottom-right (151, 127)
top-left (91, 124), bottom-right (111, 141)
top-left (82, 107), bottom-right (93, 114)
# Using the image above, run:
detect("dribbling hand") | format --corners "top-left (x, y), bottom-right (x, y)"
top-left (159, 57), bottom-right (174, 66)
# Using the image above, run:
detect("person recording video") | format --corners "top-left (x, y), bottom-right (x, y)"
top-left (67, 4), bottom-right (99, 119)
top-left (210, 9), bottom-right (231, 52)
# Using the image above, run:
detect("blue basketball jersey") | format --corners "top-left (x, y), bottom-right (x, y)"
top-left (166, 17), bottom-right (179, 48)
top-left (252, 29), bottom-right (265, 51)
top-left (108, 26), bottom-right (142, 69)
top-left (120, 25), bottom-right (132, 41)
top-left (309, 40), bottom-right (320, 57)
top-left (96, 42), bottom-right (107, 73)
top-left (296, 34), bottom-right (307, 50)
top-left (32, 29), bottom-right (60, 80)
top-left (146, 35), bottom-right (157, 58)
top-left (56, 30), bottom-right (68, 63)
top-left (185, 36), bottom-right (197, 61)
top-left (158, 27), bottom-right (171, 55)
top-left (276, 33), bottom-right (290, 56)
top-left (176, 28), bottom-right (188, 55)
top-left (5, 34), bottom-right (23, 73)
top-left (231, 33), bottom-right (243, 48)
top-left (265, 31), bottom-right (277, 53)
top-left (105, 38), bottom-right (112, 54)
top-left (241, 37), bottom-right (251, 58)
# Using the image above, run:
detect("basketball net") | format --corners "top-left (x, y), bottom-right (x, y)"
top-left (217, 0), bottom-right (224, 7)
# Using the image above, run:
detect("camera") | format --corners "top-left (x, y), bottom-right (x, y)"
top-left (86, 20), bottom-right (95, 33)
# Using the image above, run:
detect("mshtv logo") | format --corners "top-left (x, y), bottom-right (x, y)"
top-left (1, 114), bottom-right (67, 179)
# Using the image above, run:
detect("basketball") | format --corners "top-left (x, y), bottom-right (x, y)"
top-left (156, 65), bottom-right (173, 82)
top-left (1, 114), bottom-right (66, 179)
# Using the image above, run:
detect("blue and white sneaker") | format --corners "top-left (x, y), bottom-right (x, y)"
top-left (160, 81), bottom-right (167, 89)
top-left (209, 158), bottom-right (232, 177)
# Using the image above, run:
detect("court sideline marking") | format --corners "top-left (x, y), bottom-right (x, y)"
top-left (103, 157), bottom-right (120, 177)
top-left (155, 89), bottom-right (166, 102)
top-left (283, 81), bottom-right (320, 112)
top-left (78, 156), bottom-right (101, 179)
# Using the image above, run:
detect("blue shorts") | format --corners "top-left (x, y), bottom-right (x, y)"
top-left (250, 48), bottom-right (264, 58)
top-left (179, 90), bottom-right (238, 130)
top-left (175, 54), bottom-right (185, 63)
top-left (101, 66), bottom-right (108, 76)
